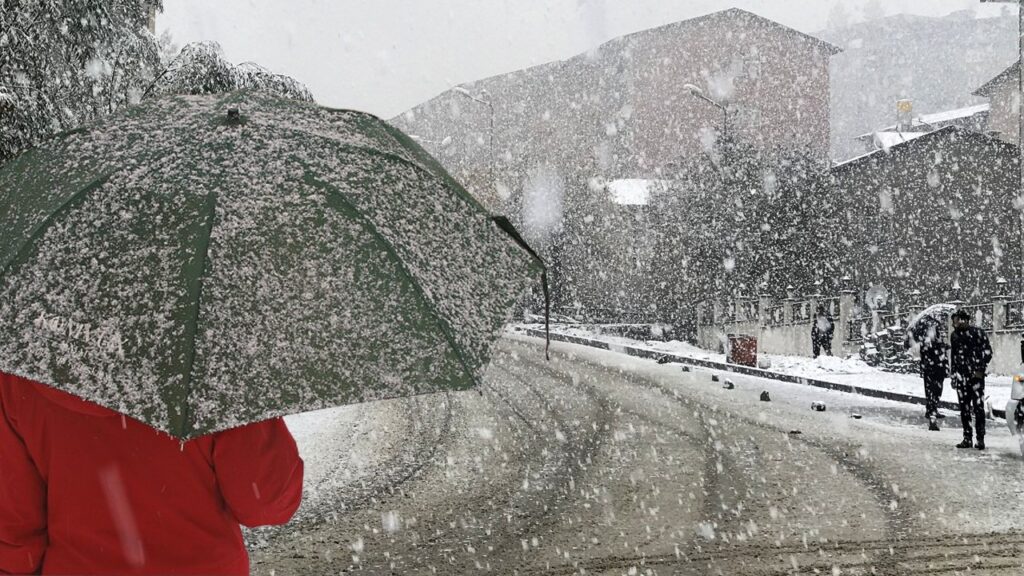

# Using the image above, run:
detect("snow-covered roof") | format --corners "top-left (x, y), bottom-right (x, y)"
top-left (396, 8), bottom-right (841, 124)
top-left (974, 61), bottom-right (1019, 98)
top-left (873, 131), bottom-right (929, 150)
top-left (832, 148), bottom-right (883, 170)
top-left (854, 103), bottom-right (989, 140)
top-left (919, 103), bottom-right (989, 125)
top-left (833, 125), bottom-right (1013, 171)
top-left (605, 179), bottom-right (669, 206)
top-left (631, 8), bottom-right (842, 57)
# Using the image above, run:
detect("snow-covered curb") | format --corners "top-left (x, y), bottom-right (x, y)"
top-left (516, 325), bottom-right (1010, 420)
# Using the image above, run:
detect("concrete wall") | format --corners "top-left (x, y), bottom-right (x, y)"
top-left (990, 330), bottom-right (1023, 375)
top-left (700, 296), bottom-right (1024, 375)
top-left (758, 323), bottom-right (814, 357)
top-left (701, 321), bottom-right (1022, 375)
top-left (697, 321), bottom-right (759, 354)
top-left (698, 322), bottom-right (848, 360)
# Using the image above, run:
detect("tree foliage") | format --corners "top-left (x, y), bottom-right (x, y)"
top-left (1, 5), bottom-right (313, 164)
top-left (649, 140), bottom-right (842, 314)
top-left (151, 42), bottom-right (313, 102)
top-left (0, 0), bottom-right (162, 162)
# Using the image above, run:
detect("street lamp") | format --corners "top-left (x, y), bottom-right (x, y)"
top-left (683, 83), bottom-right (728, 141)
top-left (453, 86), bottom-right (496, 196)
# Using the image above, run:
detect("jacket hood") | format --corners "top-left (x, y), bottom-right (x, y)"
top-left (32, 381), bottom-right (120, 418)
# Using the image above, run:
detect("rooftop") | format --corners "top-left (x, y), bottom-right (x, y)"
top-left (605, 179), bottom-right (670, 206)
top-left (974, 61), bottom-right (1019, 98)
top-left (872, 131), bottom-right (930, 150)
top-left (396, 8), bottom-right (842, 120)
top-left (617, 8), bottom-right (842, 57)
top-left (854, 103), bottom-right (990, 140)
top-left (834, 125), bottom-right (1014, 171)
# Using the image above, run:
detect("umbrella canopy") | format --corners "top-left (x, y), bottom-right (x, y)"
top-left (0, 91), bottom-right (542, 439)
top-left (907, 303), bottom-right (956, 339)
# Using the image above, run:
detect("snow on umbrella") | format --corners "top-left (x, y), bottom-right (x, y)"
top-left (906, 303), bottom-right (956, 337)
top-left (0, 91), bottom-right (543, 440)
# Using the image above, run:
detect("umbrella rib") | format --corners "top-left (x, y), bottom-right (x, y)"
top-left (272, 122), bottom-right (489, 221)
top-left (175, 190), bottom-right (219, 439)
top-left (374, 120), bottom-right (489, 215)
top-left (302, 173), bottom-right (480, 389)
top-left (312, 107), bottom-right (490, 218)
top-left (0, 173), bottom-right (112, 278)
top-left (287, 106), bottom-right (488, 214)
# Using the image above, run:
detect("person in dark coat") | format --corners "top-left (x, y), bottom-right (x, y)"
top-left (950, 309), bottom-right (993, 450)
top-left (905, 317), bottom-right (948, 431)
top-left (811, 306), bottom-right (835, 358)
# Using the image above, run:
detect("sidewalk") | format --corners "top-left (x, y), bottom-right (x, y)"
top-left (513, 324), bottom-right (1015, 417)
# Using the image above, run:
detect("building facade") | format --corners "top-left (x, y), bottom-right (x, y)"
top-left (391, 8), bottom-right (841, 212)
top-left (974, 60), bottom-right (1020, 145)
top-left (832, 127), bottom-right (1020, 299)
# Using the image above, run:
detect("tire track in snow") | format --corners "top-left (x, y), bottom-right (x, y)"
top-left (512, 530), bottom-right (1024, 575)
top-left (503, 347), bottom-right (715, 572)
top-left (467, 352), bottom-right (616, 573)
top-left (252, 337), bottom-right (1024, 575)
top-left (260, 392), bottom-right (454, 536)
top-left (511, 339), bottom-right (917, 575)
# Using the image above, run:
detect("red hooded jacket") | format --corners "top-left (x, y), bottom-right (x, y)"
top-left (0, 372), bottom-right (303, 575)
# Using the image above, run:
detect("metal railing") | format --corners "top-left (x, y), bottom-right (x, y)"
top-left (792, 300), bottom-right (813, 324)
top-left (877, 310), bottom-right (908, 331)
top-left (847, 316), bottom-right (872, 343)
top-left (730, 299), bottom-right (759, 324)
top-left (1005, 300), bottom-right (1024, 330)
top-left (718, 300), bottom-right (759, 325)
top-left (766, 304), bottom-right (786, 327)
top-left (846, 310), bottom-right (907, 343)
top-left (699, 294), bottom-right (1023, 338)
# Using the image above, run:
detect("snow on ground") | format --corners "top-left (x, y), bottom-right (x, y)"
top-left (256, 336), bottom-right (1024, 574)
top-left (520, 334), bottom-right (1024, 458)
top-left (513, 323), bottom-right (1016, 410)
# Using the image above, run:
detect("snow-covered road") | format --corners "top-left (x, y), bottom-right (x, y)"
top-left (251, 336), bottom-right (1024, 575)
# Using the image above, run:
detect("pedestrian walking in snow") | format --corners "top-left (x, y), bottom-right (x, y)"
top-left (811, 306), bottom-right (835, 358)
top-left (950, 309), bottom-right (993, 450)
top-left (0, 372), bottom-right (304, 575)
top-left (905, 315), bottom-right (949, 431)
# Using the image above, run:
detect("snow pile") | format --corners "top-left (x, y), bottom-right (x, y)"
top-left (512, 323), bottom-right (1013, 408)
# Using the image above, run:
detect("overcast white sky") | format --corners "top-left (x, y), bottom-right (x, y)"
top-left (158, 0), bottom-right (1008, 118)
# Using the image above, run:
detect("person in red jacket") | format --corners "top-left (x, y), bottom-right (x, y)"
top-left (0, 371), bottom-right (304, 575)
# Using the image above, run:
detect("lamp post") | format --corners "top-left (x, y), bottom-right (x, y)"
top-left (453, 86), bottom-right (496, 198)
top-left (683, 83), bottom-right (728, 142)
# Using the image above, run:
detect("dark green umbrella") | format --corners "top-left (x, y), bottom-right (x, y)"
top-left (0, 91), bottom-right (544, 439)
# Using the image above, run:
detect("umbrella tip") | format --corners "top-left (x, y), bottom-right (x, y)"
top-left (214, 107), bottom-right (245, 128)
